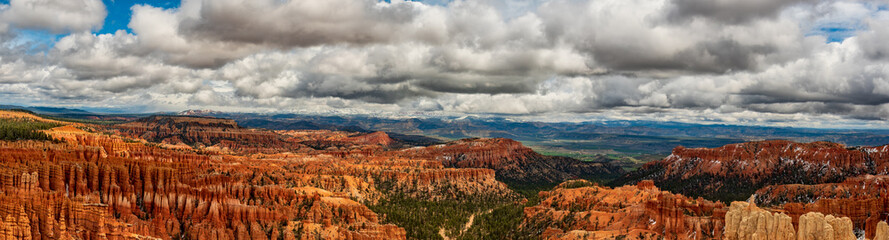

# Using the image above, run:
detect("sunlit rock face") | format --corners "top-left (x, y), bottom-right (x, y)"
top-left (522, 180), bottom-right (727, 240)
top-left (5, 110), bottom-right (889, 240)
top-left (0, 111), bottom-right (528, 240)
top-left (583, 138), bottom-right (889, 240)
top-left (521, 178), bottom-right (889, 240)
top-left (621, 140), bottom-right (889, 201)
top-left (108, 115), bottom-right (305, 154)
top-left (395, 138), bottom-right (625, 185)
top-left (724, 201), bottom-right (866, 240)
top-left (724, 201), bottom-right (795, 240)
top-left (756, 175), bottom-right (889, 239)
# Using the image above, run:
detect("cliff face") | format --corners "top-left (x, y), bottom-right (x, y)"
top-left (278, 130), bottom-right (394, 152)
top-left (522, 180), bottom-right (726, 240)
top-left (619, 140), bottom-right (889, 201)
top-left (756, 175), bottom-right (889, 239)
top-left (523, 179), bottom-right (889, 240)
top-left (344, 131), bottom-right (395, 146)
top-left (109, 116), bottom-right (303, 154)
top-left (0, 141), bottom-right (406, 239)
top-left (0, 111), bottom-right (524, 240)
top-left (19, 111), bottom-right (889, 240)
top-left (396, 138), bottom-right (625, 185)
top-left (724, 201), bottom-right (877, 240)
top-left (725, 201), bottom-right (795, 240)
top-left (878, 221), bottom-right (889, 240)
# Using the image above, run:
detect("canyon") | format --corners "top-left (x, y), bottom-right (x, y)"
top-left (0, 113), bottom-right (502, 239)
top-left (0, 111), bottom-right (622, 239)
top-left (521, 179), bottom-right (727, 239)
top-left (616, 140), bottom-right (889, 202)
top-left (519, 180), bottom-right (889, 240)
top-left (755, 175), bottom-right (889, 239)
top-left (596, 140), bottom-right (889, 239)
top-left (1, 110), bottom-right (888, 239)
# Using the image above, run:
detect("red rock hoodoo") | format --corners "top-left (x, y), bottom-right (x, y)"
top-left (756, 175), bottom-right (889, 239)
top-left (0, 111), bottom-right (521, 240)
top-left (624, 140), bottom-right (889, 201)
top-left (521, 180), bottom-right (726, 240)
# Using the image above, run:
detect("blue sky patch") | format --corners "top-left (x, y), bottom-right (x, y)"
top-left (100, 0), bottom-right (180, 34)
top-left (807, 20), bottom-right (866, 43)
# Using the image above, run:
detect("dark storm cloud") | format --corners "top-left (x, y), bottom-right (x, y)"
top-left (740, 81), bottom-right (889, 106)
top-left (280, 73), bottom-right (432, 104)
top-left (414, 77), bottom-right (536, 94)
top-left (675, 40), bottom-right (776, 73)
top-left (745, 102), bottom-right (857, 115)
top-left (362, 75), bottom-right (413, 84)
top-left (667, 0), bottom-right (818, 24)
top-left (587, 39), bottom-right (776, 74)
top-left (590, 36), bottom-right (778, 73)
top-left (181, 0), bottom-right (422, 47)
top-left (738, 102), bottom-right (889, 122)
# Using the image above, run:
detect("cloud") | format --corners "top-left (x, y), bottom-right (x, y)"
top-left (858, 10), bottom-right (889, 59)
top-left (181, 0), bottom-right (423, 47)
top-left (666, 0), bottom-right (818, 24)
top-left (126, 4), bottom-right (265, 68)
top-left (0, 0), bottom-right (888, 127)
top-left (534, 0), bottom-right (815, 75)
top-left (0, 0), bottom-right (106, 33)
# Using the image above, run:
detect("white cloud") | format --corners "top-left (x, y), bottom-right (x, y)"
top-left (0, 0), bottom-right (888, 127)
top-left (0, 0), bottom-right (106, 33)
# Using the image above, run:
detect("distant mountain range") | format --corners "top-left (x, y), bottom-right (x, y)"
top-left (8, 106), bottom-right (889, 155)
top-left (183, 111), bottom-right (889, 153)
top-left (0, 105), bottom-right (93, 115)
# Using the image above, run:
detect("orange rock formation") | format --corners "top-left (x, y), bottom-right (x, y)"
top-left (625, 140), bottom-right (889, 201)
top-left (9, 111), bottom-right (889, 240)
top-left (395, 138), bottom-right (624, 185)
top-left (522, 180), bottom-right (726, 240)
top-left (527, 179), bottom-right (889, 240)
top-left (109, 115), bottom-right (304, 154)
top-left (725, 201), bottom-right (795, 240)
top-left (756, 175), bottom-right (889, 239)
top-left (0, 112), bottom-right (520, 239)
top-left (723, 201), bottom-right (884, 240)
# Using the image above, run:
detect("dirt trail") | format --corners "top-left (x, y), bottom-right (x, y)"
top-left (438, 228), bottom-right (450, 240)
top-left (438, 209), bottom-right (493, 240)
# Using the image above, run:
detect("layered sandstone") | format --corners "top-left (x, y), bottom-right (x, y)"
top-left (756, 175), bottom-right (889, 239)
top-left (725, 201), bottom-right (863, 240)
top-left (620, 140), bottom-right (889, 201)
top-left (614, 140), bottom-right (889, 239)
top-left (0, 111), bottom-right (522, 239)
top-left (278, 130), bottom-right (394, 152)
top-left (725, 201), bottom-right (795, 240)
top-left (344, 131), bottom-right (395, 146)
top-left (797, 212), bottom-right (856, 240)
top-left (877, 221), bottom-right (889, 240)
top-left (522, 180), bottom-right (726, 240)
top-left (109, 115), bottom-right (304, 154)
top-left (396, 138), bottom-right (625, 185)
top-left (0, 141), bottom-right (408, 239)
top-left (27, 111), bottom-right (889, 240)
top-left (528, 179), bottom-right (889, 240)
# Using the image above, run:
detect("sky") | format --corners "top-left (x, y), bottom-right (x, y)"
top-left (0, 0), bottom-right (888, 128)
